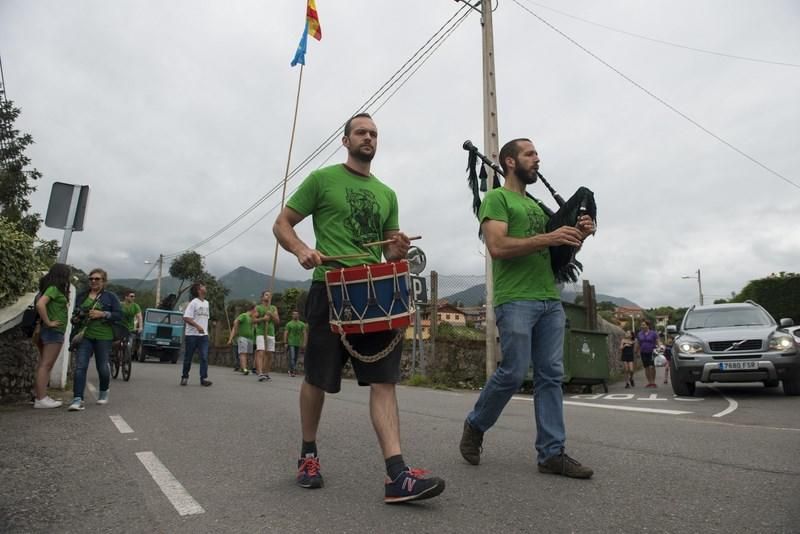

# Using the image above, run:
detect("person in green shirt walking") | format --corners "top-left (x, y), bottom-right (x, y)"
top-left (254, 290), bottom-right (280, 381)
top-left (33, 263), bottom-right (72, 409)
top-left (283, 311), bottom-right (306, 377)
top-left (228, 304), bottom-right (257, 376)
top-left (274, 113), bottom-right (444, 503)
top-left (121, 290), bottom-right (143, 356)
top-left (458, 138), bottom-right (595, 479)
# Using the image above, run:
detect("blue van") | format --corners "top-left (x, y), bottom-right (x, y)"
top-left (140, 308), bottom-right (184, 363)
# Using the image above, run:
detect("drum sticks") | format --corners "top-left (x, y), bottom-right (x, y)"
top-left (361, 235), bottom-right (421, 248)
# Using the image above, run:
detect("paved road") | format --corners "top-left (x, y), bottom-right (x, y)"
top-left (2, 360), bottom-right (799, 533)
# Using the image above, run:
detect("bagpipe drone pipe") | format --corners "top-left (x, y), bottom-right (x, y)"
top-left (462, 140), bottom-right (596, 284)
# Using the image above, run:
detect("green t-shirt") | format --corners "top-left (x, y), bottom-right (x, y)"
top-left (479, 188), bottom-right (560, 306)
top-left (42, 285), bottom-right (68, 333)
top-left (285, 320), bottom-right (306, 347)
top-left (122, 302), bottom-right (142, 332)
top-left (255, 304), bottom-right (277, 337)
top-left (80, 295), bottom-right (113, 341)
top-left (286, 164), bottom-right (400, 282)
top-left (236, 312), bottom-right (255, 341)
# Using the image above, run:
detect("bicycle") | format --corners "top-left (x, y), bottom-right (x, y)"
top-left (110, 336), bottom-right (133, 382)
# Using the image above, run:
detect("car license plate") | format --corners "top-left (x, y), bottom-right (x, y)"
top-left (156, 340), bottom-right (170, 346)
top-left (719, 361), bottom-right (758, 370)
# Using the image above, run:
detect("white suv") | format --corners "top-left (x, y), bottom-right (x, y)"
top-left (667, 301), bottom-right (800, 396)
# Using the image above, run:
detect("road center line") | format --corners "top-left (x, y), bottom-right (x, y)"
top-left (135, 451), bottom-right (205, 516)
top-left (710, 387), bottom-right (739, 418)
top-left (511, 396), bottom-right (692, 415)
top-left (109, 415), bottom-right (134, 434)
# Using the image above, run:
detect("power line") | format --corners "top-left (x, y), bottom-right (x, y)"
top-left (521, 0), bottom-right (800, 68)
top-left (200, 7), bottom-right (473, 258)
top-left (162, 3), bottom-right (473, 259)
top-left (511, 0), bottom-right (800, 192)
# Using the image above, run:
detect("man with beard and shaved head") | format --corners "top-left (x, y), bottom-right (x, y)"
top-left (273, 113), bottom-right (445, 503)
top-left (458, 138), bottom-right (596, 479)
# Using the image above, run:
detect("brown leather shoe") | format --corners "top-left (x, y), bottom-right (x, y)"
top-left (538, 451), bottom-right (593, 479)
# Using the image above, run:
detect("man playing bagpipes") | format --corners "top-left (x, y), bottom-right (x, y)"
top-left (459, 138), bottom-right (596, 479)
top-left (273, 113), bottom-right (445, 503)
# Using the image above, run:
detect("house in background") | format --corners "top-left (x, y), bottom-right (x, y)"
top-left (437, 302), bottom-right (466, 326)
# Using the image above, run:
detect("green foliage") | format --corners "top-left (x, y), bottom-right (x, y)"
top-left (0, 100), bottom-right (43, 237)
top-left (597, 301), bottom-right (616, 311)
top-left (733, 272), bottom-right (800, 323)
top-left (169, 252), bottom-right (205, 298)
top-left (0, 217), bottom-right (40, 306)
top-left (404, 374), bottom-right (433, 387)
top-left (436, 322), bottom-right (485, 340)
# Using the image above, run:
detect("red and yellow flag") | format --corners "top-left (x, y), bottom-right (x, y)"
top-left (306, 0), bottom-right (322, 41)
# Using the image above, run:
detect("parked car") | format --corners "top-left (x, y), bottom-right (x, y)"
top-left (140, 308), bottom-right (184, 363)
top-left (667, 301), bottom-right (799, 396)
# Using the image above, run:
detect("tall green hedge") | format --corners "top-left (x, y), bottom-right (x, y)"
top-left (0, 217), bottom-right (40, 307)
top-left (735, 274), bottom-right (800, 324)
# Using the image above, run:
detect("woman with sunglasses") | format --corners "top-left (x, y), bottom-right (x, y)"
top-left (68, 268), bottom-right (122, 411)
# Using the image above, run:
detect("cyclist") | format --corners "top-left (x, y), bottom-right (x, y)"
top-left (121, 290), bottom-right (143, 358)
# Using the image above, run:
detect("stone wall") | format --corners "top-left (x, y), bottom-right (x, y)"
top-left (0, 326), bottom-right (38, 404)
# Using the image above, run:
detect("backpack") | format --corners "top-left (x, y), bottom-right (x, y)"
top-left (20, 294), bottom-right (41, 338)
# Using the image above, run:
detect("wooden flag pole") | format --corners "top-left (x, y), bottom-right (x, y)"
top-left (269, 64), bottom-right (305, 293)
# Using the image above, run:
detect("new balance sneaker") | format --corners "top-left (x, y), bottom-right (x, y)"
top-left (459, 419), bottom-right (484, 465)
top-left (258, 374), bottom-right (267, 382)
top-left (67, 398), bottom-right (84, 411)
top-left (33, 396), bottom-right (62, 409)
top-left (296, 456), bottom-right (323, 489)
top-left (96, 390), bottom-right (109, 405)
top-left (264, 374), bottom-right (271, 381)
top-left (537, 451), bottom-right (594, 479)
top-left (384, 468), bottom-right (445, 504)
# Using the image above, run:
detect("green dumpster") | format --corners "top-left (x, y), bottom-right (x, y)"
top-left (563, 328), bottom-right (609, 393)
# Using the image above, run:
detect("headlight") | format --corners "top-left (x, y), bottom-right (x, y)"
top-left (677, 337), bottom-right (704, 354)
top-left (769, 333), bottom-right (796, 352)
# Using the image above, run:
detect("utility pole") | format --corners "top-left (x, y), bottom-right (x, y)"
top-left (155, 254), bottom-right (164, 306)
top-left (480, 0), bottom-right (500, 378)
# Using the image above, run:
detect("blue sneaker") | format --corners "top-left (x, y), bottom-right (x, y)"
top-left (296, 456), bottom-right (323, 489)
top-left (96, 390), bottom-right (109, 405)
top-left (67, 398), bottom-right (84, 411)
top-left (384, 468), bottom-right (445, 504)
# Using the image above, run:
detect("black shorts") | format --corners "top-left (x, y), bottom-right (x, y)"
top-left (640, 351), bottom-right (654, 367)
top-left (304, 282), bottom-right (403, 394)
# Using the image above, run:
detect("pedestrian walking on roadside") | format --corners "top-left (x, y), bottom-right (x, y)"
top-left (663, 335), bottom-right (673, 384)
top-left (68, 268), bottom-right (122, 411)
top-left (229, 304), bottom-right (257, 377)
top-left (458, 138), bottom-right (595, 479)
top-left (254, 291), bottom-right (279, 381)
top-left (180, 282), bottom-right (212, 387)
top-left (620, 330), bottom-right (635, 388)
top-left (274, 113), bottom-right (445, 503)
top-left (283, 311), bottom-right (307, 377)
top-left (32, 263), bottom-right (71, 409)
top-left (636, 319), bottom-right (660, 388)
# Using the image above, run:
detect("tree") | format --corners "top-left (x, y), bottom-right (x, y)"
top-left (0, 100), bottom-right (43, 236)
top-left (168, 251), bottom-right (205, 302)
top-left (733, 272), bottom-right (800, 323)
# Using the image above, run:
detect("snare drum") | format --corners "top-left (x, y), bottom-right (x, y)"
top-left (325, 260), bottom-right (414, 335)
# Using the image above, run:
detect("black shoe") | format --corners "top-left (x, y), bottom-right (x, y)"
top-left (459, 419), bottom-right (483, 465)
top-left (384, 468), bottom-right (445, 504)
top-left (201, 379), bottom-right (213, 387)
top-left (538, 451), bottom-right (593, 479)
top-left (180, 377), bottom-right (188, 386)
top-left (630, 377), bottom-right (635, 387)
top-left (297, 456), bottom-right (323, 489)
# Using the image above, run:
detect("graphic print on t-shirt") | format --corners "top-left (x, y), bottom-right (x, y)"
top-left (344, 188), bottom-right (382, 243)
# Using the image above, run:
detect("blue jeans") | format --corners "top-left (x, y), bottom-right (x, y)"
top-left (73, 338), bottom-right (112, 399)
top-left (287, 345), bottom-right (299, 371)
top-left (182, 335), bottom-right (209, 380)
top-left (467, 300), bottom-right (566, 463)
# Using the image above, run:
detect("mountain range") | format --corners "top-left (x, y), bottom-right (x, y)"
top-left (112, 267), bottom-right (640, 308)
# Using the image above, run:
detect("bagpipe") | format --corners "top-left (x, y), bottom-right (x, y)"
top-left (463, 140), bottom-right (597, 284)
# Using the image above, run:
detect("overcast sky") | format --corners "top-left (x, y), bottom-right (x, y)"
top-left (2, 0), bottom-right (798, 308)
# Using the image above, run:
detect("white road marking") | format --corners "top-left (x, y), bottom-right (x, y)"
top-left (512, 396), bottom-right (692, 415)
top-left (109, 415), bottom-right (134, 434)
top-left (710, 387), bottom-right (739, 418)
top-left (564, 401), bottom-right (692, 415)
top-left (136, 452), bottom-right (205, 516)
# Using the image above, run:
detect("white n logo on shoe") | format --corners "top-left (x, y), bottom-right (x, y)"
top-left (401, 476), bottom-right (416, 493)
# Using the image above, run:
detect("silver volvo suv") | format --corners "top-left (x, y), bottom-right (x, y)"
top-left (667, 301), bottom-right (799, 396)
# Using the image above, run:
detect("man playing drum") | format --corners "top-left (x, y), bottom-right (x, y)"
top-left (273, 113), bottom-right (445, 503)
